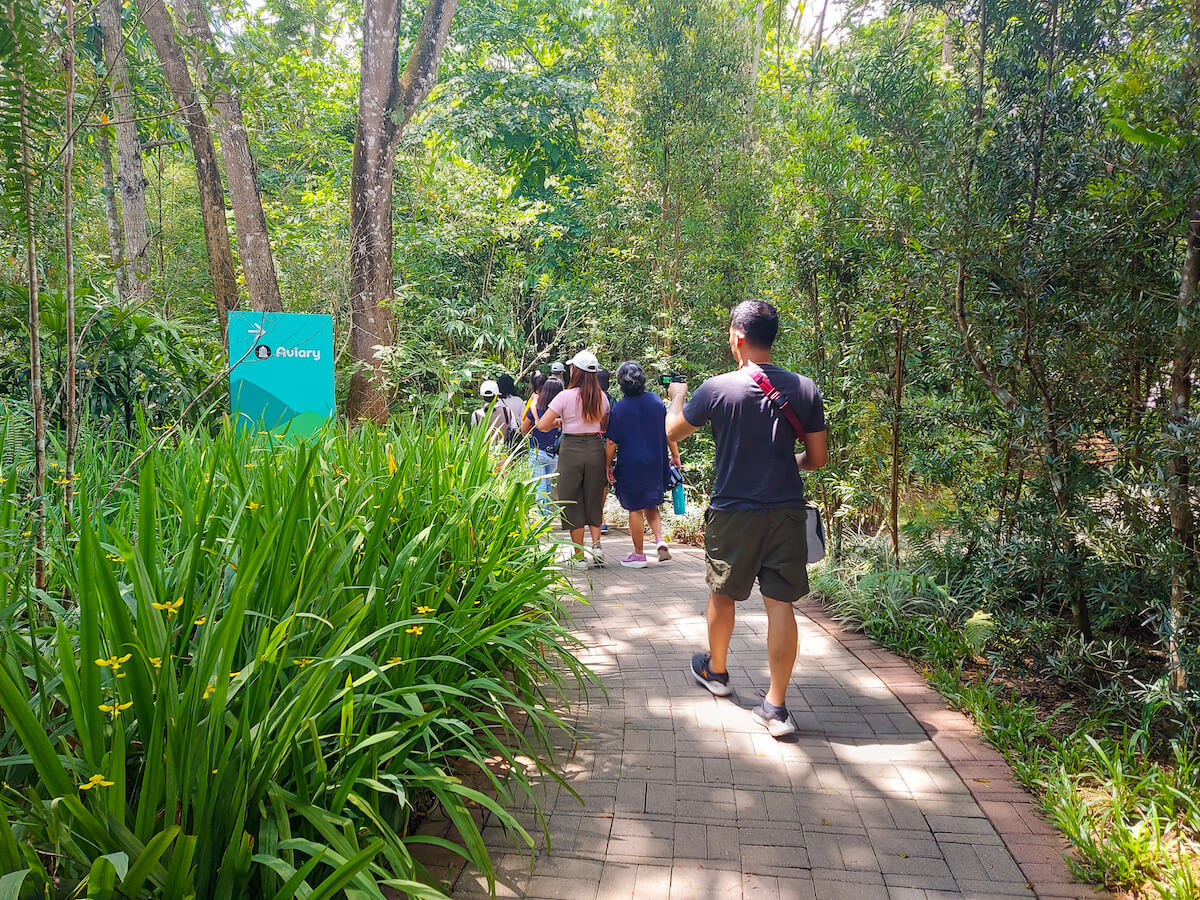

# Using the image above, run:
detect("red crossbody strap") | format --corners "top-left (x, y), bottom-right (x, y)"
top-left (747, 368), bottom-right (806, 444)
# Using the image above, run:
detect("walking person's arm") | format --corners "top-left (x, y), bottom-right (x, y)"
top-left (664, 382), bottom-right (698, 443)
top-left (796, 430), bottom-right (828, 471)
top-left (605, 439), bottom-right (617, 484)
top-left (535, 408), bottom-right (560, 432)
top-left (668, 439), bottom-right (681, 467)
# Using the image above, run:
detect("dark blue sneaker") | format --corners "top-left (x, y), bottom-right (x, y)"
top-left (690, 652), bottom-right (732, 697)
top-left (752, 697), bottom-right (797, 738)
top-left (601, 523), bottom-right (608, 533)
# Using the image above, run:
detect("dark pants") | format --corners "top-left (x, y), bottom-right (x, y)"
top-left (704, 506), bottom-right (810, 602)
top-left (556, 434), bottom-right (606, 530)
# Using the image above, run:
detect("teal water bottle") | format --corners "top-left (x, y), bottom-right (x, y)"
top-left (672, 482), bottom-right (686, 515)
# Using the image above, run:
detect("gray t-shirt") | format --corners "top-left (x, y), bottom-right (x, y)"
top-left (683, 364), bottom-right (825, 511)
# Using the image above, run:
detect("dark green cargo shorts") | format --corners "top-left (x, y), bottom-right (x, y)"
top-left (703, 506), bottom-right (810, 603)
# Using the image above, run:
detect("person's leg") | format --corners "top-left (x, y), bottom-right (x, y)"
top-left (581, 439), bottom-right (607, 563)
top-left (645, 506), bottom-right (663, 543)
top-left (707, 592), bottom-right (737, 674)
top-left (762, 596), bottom-right (798, 708)
top-left (629, 509), bottom-right (645, 554)
top-left (557, 440), bottom-right (586, 556)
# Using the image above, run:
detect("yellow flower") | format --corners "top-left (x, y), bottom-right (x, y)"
top-left (386, 445), bottom-right (398, 476)
top-left (293, 658), bottom-right (315, 668)
top-left (416, 606), bottom-right (435, 615)
top-left (202, 685), bottom-right (215, 700)
top-left (386, 656), bottom-right (403, 665)
top-left (193, 616), bottom-right (207, 625)
top-left (152, 597), bottom-right (184, 615)
top-left (148, 657), bottom-right (162, 669)
top-left (79, 773), bottom-right (114, 790)
top-left (389, 517), bottom-right (399, 524)
top-left (95, 653), bottom-right (132, 676)
top-left (405, 626), bottom-right (424, 636)
top-left (243, 462), bottom-right (255, 469)
top-left (229, 670), bottom-right (241, 679)
top-left (105, 553), bottom-right (122, 562)
top-left (246, 502), bottom-right (260, 511)
top-left (98, 700), bottom-right (132, 718)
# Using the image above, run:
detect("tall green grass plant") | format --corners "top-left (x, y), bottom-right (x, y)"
top-left (0, 417), bottom-right (591, 899)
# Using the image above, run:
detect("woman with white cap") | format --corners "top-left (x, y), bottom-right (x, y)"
top-left (537, 350), bottom-right (610, 567)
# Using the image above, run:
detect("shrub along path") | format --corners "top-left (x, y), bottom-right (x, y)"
top-left (444, 531), bottom-right (1107, 900)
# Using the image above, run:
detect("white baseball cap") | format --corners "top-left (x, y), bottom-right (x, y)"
top-left (568, 350), bottom-right (600, 373)
top-left (479, 379), bottom-right (499, 398)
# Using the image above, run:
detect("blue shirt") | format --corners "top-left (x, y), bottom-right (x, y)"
top-left (526, 406), bottom-right (559, 454)
top-left (683, 364), bottom-right (825, 511)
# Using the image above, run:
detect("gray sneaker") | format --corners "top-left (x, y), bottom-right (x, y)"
top-left (656, 541), bottom-right (671, 562)
top-left (590, 544), bottom-right (606, 568)
top-left (751, 699), bottom-right (797, 738)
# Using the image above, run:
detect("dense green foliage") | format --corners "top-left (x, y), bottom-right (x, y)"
top-left (815, 538), bottom-right (1200, 897)
top-left (0, 421), bottom-right (589, 897)
top-left (1, 0), bottom-right (1197, 896)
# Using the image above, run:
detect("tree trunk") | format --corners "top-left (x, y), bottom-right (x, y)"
top-left (174, 0), bottom-right (283, 313)
top-left (810, 0), bottom-right (830, 79)
top-left (941, 7), bottom-right (956, 66)
top-left (740, 0), bottom-right (764, 148)
top-left (95, 88), bottom-right (129, 299)
top-left (889, 322), bottom-right (904, 560)
top-left (135, 0), bottom-right (239, 339)
top-left (14, 8), bottom-right (46, 593)
top-left (1167, 188), bottom-right (1198, 691)
top-left (806, 275), bottom-right (827, 378)
top-left (347, 0), bottom-right (459, 422)
top-left (97, 0), bottom-right (151, 300)
top-left (64, 0), bottom-right (78, 513)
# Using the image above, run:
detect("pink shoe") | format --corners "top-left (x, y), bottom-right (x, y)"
top-left (620, 553), bottom-right (648, 569)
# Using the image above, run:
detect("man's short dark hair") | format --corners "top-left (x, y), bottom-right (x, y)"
top-left (729, 300), bottom-right (779, 349)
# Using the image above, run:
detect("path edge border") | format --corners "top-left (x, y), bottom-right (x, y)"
top-left (793, 596), bottom-right (1112, 900)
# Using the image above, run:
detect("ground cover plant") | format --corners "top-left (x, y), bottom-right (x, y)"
top-left (0, 418), bottom-right (590, 898)
top-left (813, 535), bottom-right (1200, 900)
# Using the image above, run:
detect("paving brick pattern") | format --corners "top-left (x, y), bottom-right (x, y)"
top-left (444, 533), bottom-right (1104, 900)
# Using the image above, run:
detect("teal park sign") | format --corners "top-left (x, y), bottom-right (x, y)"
top-left (228, 311), bottom-right (334, 437)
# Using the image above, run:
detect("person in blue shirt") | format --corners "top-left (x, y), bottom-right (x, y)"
top-left (521, 376), bottom-right (564, 519)
top-left (605, 361), bottom-right (681, 568)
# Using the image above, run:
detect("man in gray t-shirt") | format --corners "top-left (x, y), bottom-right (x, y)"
top-left (666, 300), bottom-right (828, 738)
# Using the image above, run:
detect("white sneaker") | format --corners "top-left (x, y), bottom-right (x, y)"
top-left (563, 555), bottom-right (588, 570)
top-left (590, 544), bottom-right (606, 567)
top-left (657, 542), bottom-right (671, 562)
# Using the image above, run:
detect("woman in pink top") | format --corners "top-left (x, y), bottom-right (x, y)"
top-left (537, 350), bottom-right (610, 567)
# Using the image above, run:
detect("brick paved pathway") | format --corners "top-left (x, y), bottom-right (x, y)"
top-left (446, 532), bottom-right (1101, 900)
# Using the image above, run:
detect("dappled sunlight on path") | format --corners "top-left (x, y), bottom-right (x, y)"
top-left (447, 532), bottom-right (1102, 900)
